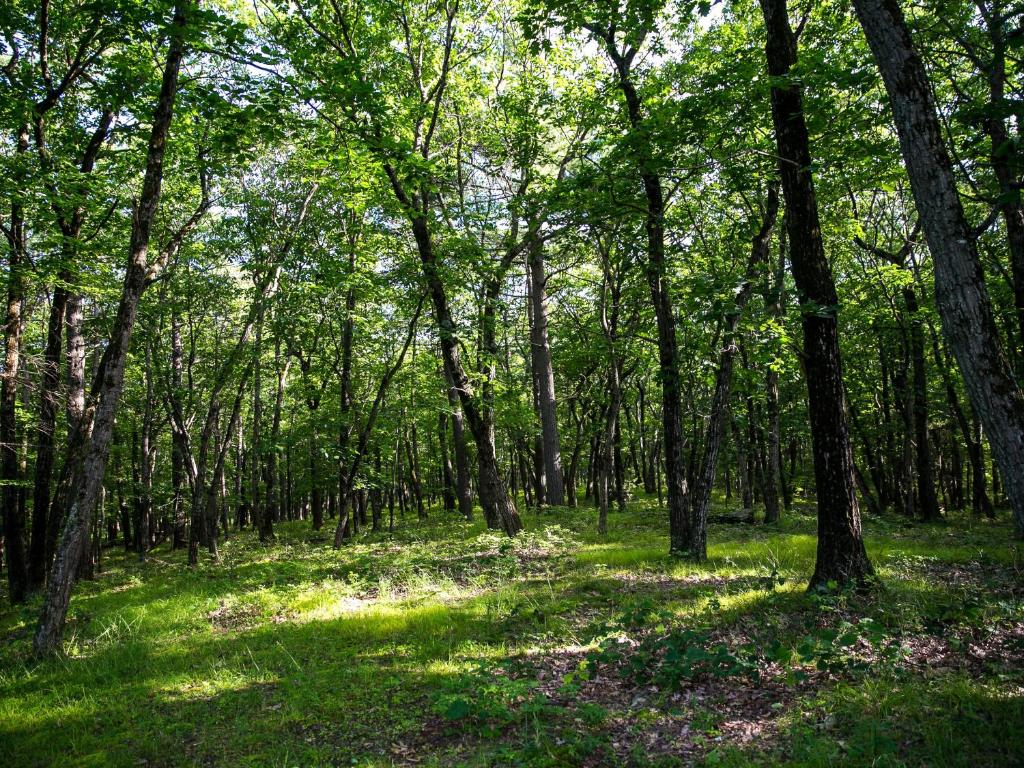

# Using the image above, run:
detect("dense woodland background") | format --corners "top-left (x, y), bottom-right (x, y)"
top-left (1, 0), bottom-right (1023, 764)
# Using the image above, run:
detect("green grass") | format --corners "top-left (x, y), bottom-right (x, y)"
top-left (1, 498), bottom-right (1022, 767)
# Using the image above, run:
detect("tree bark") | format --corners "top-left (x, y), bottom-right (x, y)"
top-left (446, 372), bottom-right (474, 520)
top-left (28, 287), bottom-right (67, 588)
top-left (689, 187), bottom-right (779, 543)
top-left (402, 211), bottom-right (521, 536)
top-left (596, 31), bottom-right (690, 556)
top-left (527, 236), bottom-right (565, 505)
top-left (761, 0), bottom-right (873, 589)
top-left (2, 125), bottom-right (29, 603)
top-left (33, 1), bottom-right (190, 654)
top-left (853, 0), bottom-right (1024, 535)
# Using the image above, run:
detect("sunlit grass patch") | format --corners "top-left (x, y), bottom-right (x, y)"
top-left (0, 504), bottom-right (1020, 767)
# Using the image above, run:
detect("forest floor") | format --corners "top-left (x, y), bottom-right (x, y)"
top-left (1, 498), bottom-right (1023, 767)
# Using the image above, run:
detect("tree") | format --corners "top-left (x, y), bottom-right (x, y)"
top-left (760, 0), bottom-right (873, 589)
top-left (853, 0), bottom-right (1024, 536)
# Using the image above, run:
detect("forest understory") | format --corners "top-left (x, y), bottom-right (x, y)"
top-left (2, 500), bottom-right (1021, 768)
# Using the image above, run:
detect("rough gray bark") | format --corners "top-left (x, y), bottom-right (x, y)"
top-left (853, 0), bottom-right (1024, 534)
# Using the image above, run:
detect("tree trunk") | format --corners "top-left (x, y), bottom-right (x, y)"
top-left (401, 211), bottom-right (521, 536)
top-left (33, 1), bottom-right (189, 654)
top-left (689, 187), bottom-right (779, 545)
top-left (527, 236), bottom-right (565, 505)
top-left (265, 338), bottom-right (289, 539)
top-left (438, 409), bottom-right (456, 513)
top-left (761, 0), bottom-right (873, 589)
top-left (2, 124), bottom-right (30, 604)
top-left (28, 287), bottom-right (67, 589)
top-left (903, 286), bottom-right (940, 520)
top-left (595, 32), bottom-right (690, 554)
top-left (445, 372), bottom-right (474, 521)
top-left (853, 0), bottom-right (1024, 535)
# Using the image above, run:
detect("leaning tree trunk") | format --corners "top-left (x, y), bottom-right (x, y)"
top-left (853, 0), bottom-right (1024, 535)
top-left (760, 0), bottom-right (873, 589)
top-left (33, 1), bottom-right (189, 654)
top-left (689, 187), bottom-right (779, 544)
top-left (404, 211), bottom-right (521, 536)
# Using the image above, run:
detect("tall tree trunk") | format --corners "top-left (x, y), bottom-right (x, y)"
top-left (33, 1), bottom-right (190, 654)
top-left (527, 236), bottom-right (565, 505)
top-left (977, 4), bottom-right (1024, 360)
top-left (397, 207), bottom-right (521, 536)
top-left (853, 0), bottom-right (1024, 535)
top-left (43, 237), bottom-right (90, 571)
top-left (689, 187), bottom-right (779, 543)
top-left (596, 34), bottom-right (690, 555)
top-left (137, 343), bottom-right (156, 561)
top-left (405, 422), bottom-right (425, 520)
top-left (28, 287), bottom-right (67, 589)
top-left (446, 373), bottom-right (474, 520)
top-left (170, 312), bottom-right (188, 548)
top-left (928, 320), bottom-right (994, 517)
top-left (309, 426), bottom-right (322, 531)
top-left (265, 338), bottom-right (289, 539)
top-left (438, 409), bottom-right (456, 513)
top-left (30, 110), bottom-right (114, 585)
top-left (904, 286), bottom-right (940, 520)
top-left (761, 0), bottom-right (873, 589)
top-left (331, 247), bottom-right (358, 544)
top-left (2, 124), bottom-right (30, 603)
top-left (252, 318), bottom-right (264, 537)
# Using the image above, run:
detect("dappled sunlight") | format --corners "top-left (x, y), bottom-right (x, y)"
top-left (2, 509), bottom-right (1021, 766)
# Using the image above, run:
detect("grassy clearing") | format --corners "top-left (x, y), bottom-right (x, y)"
top-left (1, 499), bottom-right (1022, 767)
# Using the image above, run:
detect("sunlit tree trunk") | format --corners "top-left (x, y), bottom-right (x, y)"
top-left (33, 2), bottom-right (191, 654)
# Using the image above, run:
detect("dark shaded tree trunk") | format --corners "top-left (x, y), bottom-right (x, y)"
top-left (265, 338), bottom-right (289, 538)
top-left (28, 287), bottom-right (67, 589)
top-left (903, 287), bottom-right (940, 520)
top-left (170, 312), bottom-right (188, 548)
top-left (592, 29), bottom-right (690, 555)
top-left (2, 124), bottom-right (30, 604)
top-left (689, 188), bottom-right (779, 544)
top-left (392, 203), bottom-right (520, 536)
top-left (445, 373), bottom-right (474, 520)
top-left (527, 236), bottom-right (565, 505)
top-left (438, 409), bottom-right (456, 513)
top-left (760, 0), bottom-right (873, 589)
